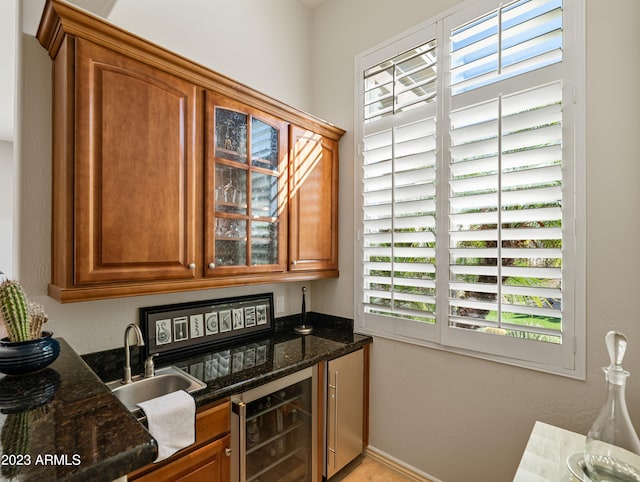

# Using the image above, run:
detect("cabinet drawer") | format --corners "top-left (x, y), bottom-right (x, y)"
top-left (195, 399), bottom-right (230, 446)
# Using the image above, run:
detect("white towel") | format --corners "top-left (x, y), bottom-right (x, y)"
top-left (137, 390), bottom-right (196, 463)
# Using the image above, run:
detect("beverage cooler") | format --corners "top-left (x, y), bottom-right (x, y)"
top-left (231, 367), bottom-right (317, 482)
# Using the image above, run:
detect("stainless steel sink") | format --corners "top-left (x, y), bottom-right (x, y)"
top-left (106, 365), bottom-right (206, 412)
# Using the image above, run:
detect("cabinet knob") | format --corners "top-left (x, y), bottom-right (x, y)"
top-left (188, 263), bottom-right (196, 270)
top-left (225, 448), bottom-right (232, 457)
top-left (292, 260), bottom-right (297, 265)
top-left (208, 263), bottom-right (215, 269)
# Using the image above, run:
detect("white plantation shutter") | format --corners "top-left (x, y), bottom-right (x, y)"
top-left (356, 0), bottom-right (583, 376)
top-left (363, 112), bottom-right (438, 329)
top-left (450, 0), bottom-right (563, 95)
top-left (364, 40), bottom-right (437, 122)
top-left (361, 35), bottom-right (439, 339)
top-left (446, 81), bottom-right (565, 359)
top-left (360, 38), bottom-right (436, 336)
top-left (443, 0), bottom-right (572, 367)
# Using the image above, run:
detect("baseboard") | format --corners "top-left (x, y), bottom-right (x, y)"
top-left (365, 446), bottom-right (443, 482)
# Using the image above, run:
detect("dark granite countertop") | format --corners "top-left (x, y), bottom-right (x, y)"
top-left (0, 338), bottom-right (156, 482)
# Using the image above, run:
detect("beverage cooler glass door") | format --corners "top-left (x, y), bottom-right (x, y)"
top-left (231, 366), bottom-right (317, 482)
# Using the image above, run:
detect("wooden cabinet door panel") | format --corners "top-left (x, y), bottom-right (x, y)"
top-left (205, 93), bottom-right (288, 276)
top-left (131, 434), bottom-right (231, 482)
top-left (289, 126), bottom-right (339, 272)
top-left (74, 39), bottom-right (199, 284)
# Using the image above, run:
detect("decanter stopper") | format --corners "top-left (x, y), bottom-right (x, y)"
top-left (608, 331), bottom-right (627, 368)
top-left (584, 331), bottom-right (640, 481)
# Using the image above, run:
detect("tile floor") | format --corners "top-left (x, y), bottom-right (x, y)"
top-left (330, 455), bottom-right (414, 482)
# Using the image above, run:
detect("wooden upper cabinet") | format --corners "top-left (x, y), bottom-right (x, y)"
top-left (73, 39), bottom-right (200, 285)
top-left (289, 126), bottom-right (339, 272)
top-left (37, 0), bottom-right (344, 302)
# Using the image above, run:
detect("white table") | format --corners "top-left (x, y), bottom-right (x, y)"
top-left (514, 421), bottom-right (583, 482)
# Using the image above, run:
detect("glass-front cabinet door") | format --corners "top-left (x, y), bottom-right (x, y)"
top-left (206, 93), bottom-right (288, 276)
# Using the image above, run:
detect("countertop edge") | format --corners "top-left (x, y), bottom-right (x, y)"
top-left (66, 441), bottom-right (157, 482)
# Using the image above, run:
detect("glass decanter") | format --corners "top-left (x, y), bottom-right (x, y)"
top-left (584, 331), bottom-right (640, 482)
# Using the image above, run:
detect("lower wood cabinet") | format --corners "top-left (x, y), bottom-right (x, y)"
top-left (131, 435), bottom-right (230, 482)
top-left (129, 399), bottom-right (231, 482)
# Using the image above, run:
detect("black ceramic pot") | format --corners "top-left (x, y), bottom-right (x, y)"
top-left (0, 331), bottom-right (60, 376)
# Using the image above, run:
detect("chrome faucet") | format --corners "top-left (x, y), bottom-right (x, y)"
top-left (123, 323), bottom-right (145, 384)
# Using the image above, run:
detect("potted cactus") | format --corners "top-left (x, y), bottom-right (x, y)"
top-left (0, 279), bottom-right (59, 376)
top-left (0, 279), bottom-right (48, 342)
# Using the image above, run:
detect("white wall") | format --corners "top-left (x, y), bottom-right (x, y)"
top-left (0, 141), bottom-right (14, 279)
top-left (108, 0), bottom-right (313, 113)
top-left (0, 0), bottom-right (16, 142)
top-left (14, 0), bottom-right (315, 355)
top-left (309, 1), bottom-right (640, 481)
top-left (0, 0), bottom-right (16, 280)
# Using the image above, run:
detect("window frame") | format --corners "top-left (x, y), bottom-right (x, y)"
top-left (354, 0), bottom-right (585, 378)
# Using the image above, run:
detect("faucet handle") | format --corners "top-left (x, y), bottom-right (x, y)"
top-left (144, 353), bottom-right (158, 378)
